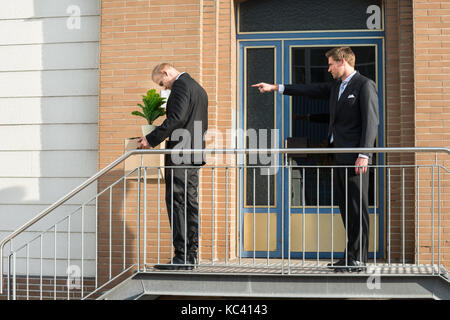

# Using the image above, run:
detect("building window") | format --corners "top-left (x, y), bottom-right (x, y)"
top-left (239, 0), bottom-right (383, 33)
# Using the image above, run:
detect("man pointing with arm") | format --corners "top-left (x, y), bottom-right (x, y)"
top-left (253, 47), bottom-right (379, 271)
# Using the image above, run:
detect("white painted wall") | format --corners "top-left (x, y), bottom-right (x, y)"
top-left (0, 0), bottom-right (100, 277)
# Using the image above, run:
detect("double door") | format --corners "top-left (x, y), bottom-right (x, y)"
top-left (239, 38), bottom-right (385, 259)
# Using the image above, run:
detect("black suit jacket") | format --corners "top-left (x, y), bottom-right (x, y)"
top-left (284, 71), bottom-right (379, 165)
top-left (146, 73), bottom-right (208, 165)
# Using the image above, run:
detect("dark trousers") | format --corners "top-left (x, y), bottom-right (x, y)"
top-left (165, 157), bottom-right (200, 259)
top-left (334, 166), bottom-right (370, 263)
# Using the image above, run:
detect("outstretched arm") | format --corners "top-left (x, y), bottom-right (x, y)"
top-left (252, 82), bottom-right (279, 93)
top-left (252, 82), bottom-right (333, 99)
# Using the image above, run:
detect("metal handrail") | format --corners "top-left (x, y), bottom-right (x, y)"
top-left (1, 146), bottom-right (449, 294)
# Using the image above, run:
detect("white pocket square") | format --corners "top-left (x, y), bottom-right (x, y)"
top-left (348, 94), bottom-right (355, 99)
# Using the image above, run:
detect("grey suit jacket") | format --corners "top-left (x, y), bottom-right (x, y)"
top-left (284, 71), bottom-right (379, 165)
top-left (146, 73), bottom-right (209, 165)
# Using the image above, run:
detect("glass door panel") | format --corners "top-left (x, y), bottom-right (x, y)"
top-left (238, 39), bottom-right (384, 259)
top-left (239, 41), bottom-right (283, 258)
top-left (245, 47), bottom-right (276, 207)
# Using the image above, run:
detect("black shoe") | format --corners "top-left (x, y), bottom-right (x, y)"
top-left (334, 259), bottom-right (365, 273)
top-left (153, 256), bottom-right (194, 271)
top-left (327, 259), bottom-right (347, 269)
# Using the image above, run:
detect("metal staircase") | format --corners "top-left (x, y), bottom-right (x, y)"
top-left (1, 147), bottom-right (450, 300)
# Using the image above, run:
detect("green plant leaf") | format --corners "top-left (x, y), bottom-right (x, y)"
top-left (149, 108), bottom-right (165, 124)
top-left (131, 89), bottom-right (167, 125)
top-left (131, 111), bottom-right (146, 118)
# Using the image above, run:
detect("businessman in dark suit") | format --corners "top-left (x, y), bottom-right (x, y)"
top-left (253, 47), bottom-right (379, 272)
top-left (139, 63), bottom-right (208, 270)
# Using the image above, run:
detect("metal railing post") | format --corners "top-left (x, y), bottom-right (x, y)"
top-left (387, 167), bottom-right (391, 266)
top-left (345, 167), bottom-right (348, 268)
top-left (402, 168), bottom-right (405, 266)
top-left (96, 196), bottom-right (99, 289)
top-left (252, 167), bottom-right (256, 265)
top-left (302, 167), bottom-right (305, 267)
top-left (137, 167), bottom-right (141, 271)
top-left (287, 165), bottom-right (290, 272)
top-left (225, 167), bottom-right (229, 266)
top-left (281, 155), bottom-right (285, 274)
top-left (170, 168), bottom-right (174, 265)
top-left (198, 168), bottom-right (202, 267)
top-left (432, 166), bottom-right (435, 274)
top-left (144, 168), bottom-right (147, 270)
top-left (40, 235), bottom-right (43, 300)
top-left (238, 166), bottom-right (242, 267)
top-left (360, 168), bottom-right (363, 264)
top-left (374, 167), bottom-right (377, 265)
top-left (317, 168), bottom-right (320, 267)
top-left (7, 253), bottom-right (10, 300)
top-left (123, 179), bottom-right (126, 270)
top-left (416, 166), bottom-right (420, 266)
top-left (157, 167), bottom-right (161, 265)
top-left (54, 225), bottom-right (57, 300)
top-left (211, 168), bottom-right (215, 265)
top-left (331, 168), bottom-right (334, 266)
top-left (438, 164), bottom-right (441, 274)
top-left (184, 168), bottom-right (188, 265)
top-left (81, 205), bottom-right (85, 298)
top-left (267, 169), bottom-right (270, 266)
top-left (26, 244), bottom-right (29, 300)
top-left (67, 216), bottom-right (71, 300)
top-left (12, 252), bottom-right (16, 301)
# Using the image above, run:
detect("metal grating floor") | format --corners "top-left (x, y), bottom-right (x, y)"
top-left (146, 259), bottom-right (448, 277)
top-left (97, 259), bottom-right (450, 300)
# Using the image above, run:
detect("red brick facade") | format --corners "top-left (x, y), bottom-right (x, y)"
top-left (97, 0), bottom-right (238, 280)
top-left (96, 0), bottom-right (450, 279)
top-left (2, 0), bottom-right (449, 301)
top-left (412, 0), bottom-right (450, 267)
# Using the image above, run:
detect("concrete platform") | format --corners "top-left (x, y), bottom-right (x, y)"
top-left (97, 260), bottom-right (450, 300)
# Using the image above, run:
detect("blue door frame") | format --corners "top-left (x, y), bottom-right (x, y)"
top-left (238, 32), bottom-right (385, 260)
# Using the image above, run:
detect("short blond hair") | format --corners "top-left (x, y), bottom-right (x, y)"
top-left (325, 47), bottom-right (356, 68)
top-left (152, 63), bottom-right (174, 81)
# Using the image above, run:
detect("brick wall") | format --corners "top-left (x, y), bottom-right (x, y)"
top-left (4, 0), bottom-right (449, 301)
top-left (385, 0), bottom-right (416, 263)
top-left (412, 0), bottom-right (450, 268)
top-left (99, 0), bottom-right (203, 167)
top-left (96, 0), bottom-right (450, 279)
top-left (383, 0), bottom-right (449, 269)
top-left (0, 276), bottom-right (95, 300)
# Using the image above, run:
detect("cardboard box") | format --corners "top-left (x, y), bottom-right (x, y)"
top-left (124, 137), bottom-right (165, 179)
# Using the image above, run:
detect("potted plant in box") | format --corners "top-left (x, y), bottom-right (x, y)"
top-left (131, 89), bottom-right (167, 136)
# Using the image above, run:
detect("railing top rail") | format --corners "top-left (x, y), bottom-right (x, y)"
top-left (125, 147), bottom-right (450, 155)
top-left (1, 146), bottom-right (449, 293)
